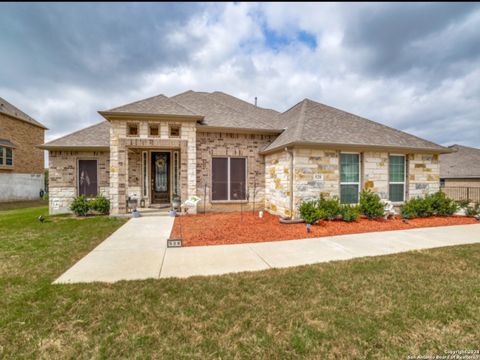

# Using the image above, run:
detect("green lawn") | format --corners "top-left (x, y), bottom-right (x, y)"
top-left (0, 207), bottom-right (479, 359)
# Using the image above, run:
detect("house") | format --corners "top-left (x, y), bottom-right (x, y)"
top-left (0, 97), bottom-right (47, 202)
top-left (440, 144), bottom-right (480, 202)
top-left (39, 90), bottom-right (450, 216)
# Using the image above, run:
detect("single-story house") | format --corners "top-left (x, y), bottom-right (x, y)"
top-left (0, 97), bottom-right (46, 202)
top-left (440, 144), bottom-right (480, 187)
top-left (440, 144), bottom-right (480, 203)
top-left (39, 90), bottom-right (451, 216)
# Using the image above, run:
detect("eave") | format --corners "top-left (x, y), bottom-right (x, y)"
top-left (98, 111), bottom-right (203, 122)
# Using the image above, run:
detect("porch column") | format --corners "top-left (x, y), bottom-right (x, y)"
top-left (109, 127), bottom-right (128, 215)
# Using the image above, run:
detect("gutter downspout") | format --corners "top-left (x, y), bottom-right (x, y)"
top-left (285, 147), bottom-right (294, 219)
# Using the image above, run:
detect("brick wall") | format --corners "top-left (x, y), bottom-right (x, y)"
top-left (196, 131), bottom-right (276, 212)
top-left (48, 150), bottom-right (109, 214)
top-left (0, 113), bottom-right (44, 174)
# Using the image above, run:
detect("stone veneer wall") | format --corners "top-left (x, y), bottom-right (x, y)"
top-left (265, 148), bottom-right (441, 218)
top-left (408, 153), bottom-right (440, 198)
top-left (48, 150), bottom-right (109, 214)
top-left (109, 120), bottom-right (197, 214)
top-left (196, 131), bottom-right (276, 212)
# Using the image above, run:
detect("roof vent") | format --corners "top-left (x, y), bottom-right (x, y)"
top-left (254, 97), bottom-right (257, 107)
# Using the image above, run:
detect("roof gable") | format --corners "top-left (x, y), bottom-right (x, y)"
top-left (0, 97), bottom-right (47, 129)
top-left (106, 94), bottom-right (197, 117)
top-left (39, 121), bottom-right (110, 150)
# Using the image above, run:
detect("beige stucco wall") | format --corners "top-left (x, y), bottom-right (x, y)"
top-left (196, 131), bottom-right (276, 212)
top-left (48, 150), bottom-right (110, 214)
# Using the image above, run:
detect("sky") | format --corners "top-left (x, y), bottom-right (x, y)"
top-left (1, 2), bottom-right (479, 148)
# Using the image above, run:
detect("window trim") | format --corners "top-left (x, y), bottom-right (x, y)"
top-left (0, 145), bottom-right (14, 169)
top-left (388, 154), bottom-right (406, 203)
top-left (211, 156), bottom-right (248, 202)
top-left (169, 124), bottom-right (181, 138)
top-left (340, 152), bottom-right (361, 204)
top-left (76, 158), bottom-right (99, 198)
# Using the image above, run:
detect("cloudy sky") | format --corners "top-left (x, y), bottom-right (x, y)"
top-left (1, 2), bottom-right (479, 147)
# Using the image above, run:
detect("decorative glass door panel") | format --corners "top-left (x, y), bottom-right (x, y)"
top-left (151, 152), bottom-right (170, 204)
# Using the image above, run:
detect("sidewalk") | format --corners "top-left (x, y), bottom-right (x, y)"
top-left (55, 222), bottom-right (480, 283)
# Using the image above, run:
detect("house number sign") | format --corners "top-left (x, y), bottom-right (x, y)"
top-left (167, 239), bottom-right (182, 248)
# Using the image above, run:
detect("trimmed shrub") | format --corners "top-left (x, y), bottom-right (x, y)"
top-left (426, 192), bottom-right (458, 216)
top-left (70, 195), bottom-right (90, 216)
top-left (359, 190), bottom-right (384, 219)
top-left (317, 195), bottom-right (341, 220)
top-left (340, 204), bottom-right (360, 222)
top-left (465, 203), bottom-right (480, 217)
top-left (299, 200), bottom-right (321, 224)
top-left (89, 195), bottom-right (110, 215)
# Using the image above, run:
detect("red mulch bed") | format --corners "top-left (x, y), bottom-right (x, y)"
top-left (170, 212), bottom-right (478, 247)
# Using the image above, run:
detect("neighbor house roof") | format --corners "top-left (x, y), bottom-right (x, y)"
top-left (39, 121), bottom-right (110, 150)
top-left (440, 144), bottom-right (480, 179)
top-left (262, 99), bottom-right (449, 154)
top-left (0, 97), bottom-right (47, 129)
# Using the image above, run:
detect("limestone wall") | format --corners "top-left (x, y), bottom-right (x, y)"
top-left (363, 152), bottom-right (389, 199)
top-left (408, 153), bottom-right (440, 198)
top-left (265, 151), bottom-right (291, 216)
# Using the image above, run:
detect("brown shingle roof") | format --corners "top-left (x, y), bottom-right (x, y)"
top-left (0, 97), bottom-right (47, 129)
top-left (39, 121), bottom-right (110, 150)
top-left (171, 91), bottom-right (282, 131)
top-left (263, 99), bottom-right (449, 153)
top-left (440, 144), bottom-right (480, 178)
top-left (106, 94), bottom-right (198, 117)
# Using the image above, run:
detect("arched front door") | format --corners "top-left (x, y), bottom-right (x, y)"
top-left (151, 152), bottom-right (170, 204)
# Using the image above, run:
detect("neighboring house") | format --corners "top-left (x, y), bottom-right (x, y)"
top-left (0, 97), bottom-right (47, 202)
top-left (440, 144), bottom-right (480, 187)
top-left (39, 91), bottom-right (450, 216)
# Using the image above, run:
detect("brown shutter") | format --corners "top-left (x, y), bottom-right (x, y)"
top-left (230, 158), bottom-right (246, 200)
top-left (212, 158), bottom-right (228, 200)
top-left (78, 160), bottom-right (98, 197)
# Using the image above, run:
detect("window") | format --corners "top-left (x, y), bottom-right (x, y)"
top-left (78, 160), bottom-right (98, 197)
top-left (127, 123), bottom-right (138, 136)
top-left (212, 157), bottom-right (247, 201)
top-left (149, 124), bottom-right (159, 136)
top-left (340, 153), bottom-right (360, 204)
top-left (143, 152), bottom-right (148, 198)
top-left (0, 146), bottom-right (13, 166)
top-left (169, 125), bottom-right (180, 138)
top-left (389, 155), bottom-right (405, 202)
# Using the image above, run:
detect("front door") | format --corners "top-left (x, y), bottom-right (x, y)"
top-left (151, 152), bottom-right (170, 204)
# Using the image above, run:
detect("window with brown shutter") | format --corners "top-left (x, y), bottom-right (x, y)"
top-left (78, 160), bottom-right (98, 197)
top-left (211, 157), bottom-right (247, 201)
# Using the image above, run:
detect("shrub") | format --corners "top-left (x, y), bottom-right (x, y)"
top-left (299, 200), bottom-right (321, 224)
top-left (456, 199), bottom-right (470, 209)
top-left (465, 203), bottom-right (480, 217)
top-left (359, 190), bottom-right (384, 219)
top-left (426, 192), bottom-right (458, 216)
top-left (317, 194), bottom-right (341, 220)
top-left (89, 195), bottom-right (110, 215)
top-left (70, 195), bottom-right (90, 216)
top-left (340, 204), bottom-right (360, 222)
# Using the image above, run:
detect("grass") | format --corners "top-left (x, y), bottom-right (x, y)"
top-left (0, 207), bottom-right (479, 359)
top-left (0, 199), bottom-right (48, 211)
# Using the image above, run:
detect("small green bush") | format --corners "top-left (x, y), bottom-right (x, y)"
top-left (70, 195), bottom-right (90, 216)
top-left (299, 200), bottom-right (321, 224)
top-left (340, 204), bottom-right (360, 222)
top-left (89, 195), bottom-right (110, 215)
top-left (400, 192), bottom-right (458, 219)
top-left (426, 192), bottom-right (458, 216)
top-left (359, 190), bottom-right (384, 219)
top-left (465, 203), bottom-right (480, 217)
top-left (317, 195), bottom-right (341, 220)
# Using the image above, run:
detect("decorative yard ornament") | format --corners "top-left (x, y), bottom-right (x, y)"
top-left (306, 223), bottom-right (311, 233)
top-left (37, 215), bottom-right (45, 223)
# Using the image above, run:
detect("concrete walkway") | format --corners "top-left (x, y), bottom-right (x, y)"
top-left (55, 221), bottom-right (480, 283)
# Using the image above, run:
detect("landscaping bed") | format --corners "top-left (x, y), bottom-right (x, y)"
top-left (170, 211), bottom-right (478, 247)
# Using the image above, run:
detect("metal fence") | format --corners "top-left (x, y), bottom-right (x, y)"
top-left (440, 186), bottom-right (480, 203)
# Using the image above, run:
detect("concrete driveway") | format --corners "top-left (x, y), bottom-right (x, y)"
top-left (54, 221), bottom-right (480, 283)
